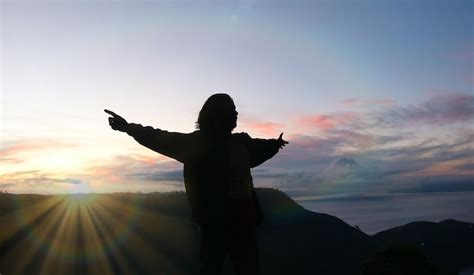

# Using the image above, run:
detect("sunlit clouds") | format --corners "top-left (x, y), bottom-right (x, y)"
top-left (1, 1), bottom-right (473, 197)
top-left (2, 93), bottom-right (472, 197)
top-left (250, 93), bottom-right (474, 198)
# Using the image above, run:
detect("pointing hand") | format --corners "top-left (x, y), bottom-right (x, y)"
top-left (105, 109), bottom-right (128, 132)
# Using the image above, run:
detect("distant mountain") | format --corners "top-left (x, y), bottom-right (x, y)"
top-left (255, 188), bottom-right (374, 275)
top-left (256, 189), bottom-right (474, 275)
top-left (0, 189), bottom-right (472, 275)
top-left (372, 219), bottom-right (474, 275)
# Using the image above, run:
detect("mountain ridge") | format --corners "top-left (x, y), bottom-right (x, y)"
top-left (0, 188), bottom-right (472, 274)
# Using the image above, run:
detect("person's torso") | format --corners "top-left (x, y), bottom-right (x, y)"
top-left (182, 131), bottom-right (257, 223)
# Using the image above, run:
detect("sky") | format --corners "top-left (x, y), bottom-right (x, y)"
top-left (1, 0), bottom-right (473, 209)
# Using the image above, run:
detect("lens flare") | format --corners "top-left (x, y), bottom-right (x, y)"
top-left (10, 193), bottom-right (144, 270)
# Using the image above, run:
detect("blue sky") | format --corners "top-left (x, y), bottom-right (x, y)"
top-left (1, 1), bottom-right (473, 198)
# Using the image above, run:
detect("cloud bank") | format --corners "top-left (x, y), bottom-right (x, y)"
top-left (1, 93), bottom-right (472, 195)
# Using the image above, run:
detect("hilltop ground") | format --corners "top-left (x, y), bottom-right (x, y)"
top-left (0, 189), bottom-right (473, 275)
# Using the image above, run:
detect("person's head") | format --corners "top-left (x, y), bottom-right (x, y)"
top-left (196, 93), bottom-right (238, 134)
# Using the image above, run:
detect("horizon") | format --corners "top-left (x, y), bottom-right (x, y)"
top-left (2, 188), bottom-right (473, 234)
top-left (1, 1), bottom-right (473, 228)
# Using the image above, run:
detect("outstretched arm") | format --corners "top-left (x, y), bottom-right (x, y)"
top-left (105, 109), bottom-right (189, 163)
top-left (236, 132), bottom-right (288, 168)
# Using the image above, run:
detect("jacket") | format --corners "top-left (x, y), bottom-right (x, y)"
top-left (126, 123), bottom-right (281, 225)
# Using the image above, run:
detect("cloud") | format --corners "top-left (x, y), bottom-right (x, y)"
top-left (0, 158), bottom-right (22, 164)
top-left (63, 178), bottom-right (83, 185)
top-left (373, 93), bottom-right (474, 127)
top-left (28, 176), bottom-right (80, 187)
top-left (84, 153), bottom-right (184, 189)
top-left (0, 170), bottom-right (85, 188)
top-left (127, 169), bottom-right (184, 183)
top-left (279, 92), bottom-right (473, 167)
top-left (0, 139), bottom-right (73, 156)
top-left (292, 93), bottom-right (473, 137)
top-left (296, 112), bottom-right (359, 132)
top-left (0, 152), bottom-right (185, 192)
top-left (247, 93), bottom-right (474, 199)
top-left (239, 118), bottom-right (284, 137)
top-left (298, 114), bottom-right (335, 130)
top-left (0, 139), bottom-right (76, 167)
top-left (328, 157), bottom-right (357, 169)
top-left (456, 162), bottom-right (474, 171)
top-left (2, 94), bottom-right (471, 195)
top-left (273, 170), bottom-right (324, 189)
top-left (350, 135), bottom-right (474, 180)
top-left (340, 97), bottom-right (396, 108)
top-left (0, 183), bottom-right (16, 189)
top-left (392, 176), bottom-right (474, 193)
top-left (253, 98), bottom-right (473, 195)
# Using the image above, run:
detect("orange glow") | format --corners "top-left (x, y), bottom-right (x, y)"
top-left (296, 112), bottom-right (359, 132)
top-left (239, 118), bottom-right (283, 137)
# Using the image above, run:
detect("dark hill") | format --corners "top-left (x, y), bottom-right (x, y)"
top-left (256, 188), bottom-right (374, 275)
top-left (0, 189), bottom-right (472, 275)
top-left (373, 219), bottom-right (474, 275)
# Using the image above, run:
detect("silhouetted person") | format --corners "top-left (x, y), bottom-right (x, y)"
top-left (105, 93), bottom-right (288, 275)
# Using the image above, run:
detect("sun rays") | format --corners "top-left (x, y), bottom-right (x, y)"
top-left (0, 193), bottom-right (197, 274)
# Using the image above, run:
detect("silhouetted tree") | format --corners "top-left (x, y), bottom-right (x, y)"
top-left (362, 242), bottom-right (439, 275)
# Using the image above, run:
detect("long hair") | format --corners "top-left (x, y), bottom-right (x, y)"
top-left (196, 93), bottom-right (237, 133)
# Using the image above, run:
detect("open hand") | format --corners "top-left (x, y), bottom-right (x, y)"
top-left (105, 109), bottom-right (128, 132)
top-left (276, 132), bottom-right (289, 149)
